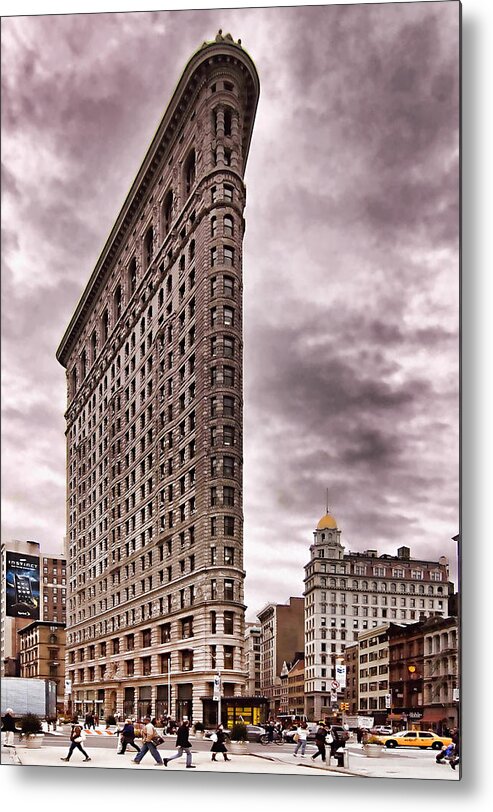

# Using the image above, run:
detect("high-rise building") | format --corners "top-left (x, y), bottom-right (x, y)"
top-left (303, 510), bottom-right (453, 720)
top-left (40, 554), bottom-right (67, 624)
top-left (56, 33), bottom-right (259, 724)
top-left (244, 622), bottom-right (261, 696)
top-left (257, 598), bottom-right (304, 716)
top-left (1, 540), bottom-right (65, 676)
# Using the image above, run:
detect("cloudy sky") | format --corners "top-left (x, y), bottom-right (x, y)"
top-left (1, 1), bottom-right (459, 618)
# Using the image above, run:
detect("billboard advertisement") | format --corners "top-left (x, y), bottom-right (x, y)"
top-left (5, 551), bottom-right (40, 619)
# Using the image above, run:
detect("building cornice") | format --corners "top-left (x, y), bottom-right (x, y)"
top-left (56, 38), bottom-right (259, 369)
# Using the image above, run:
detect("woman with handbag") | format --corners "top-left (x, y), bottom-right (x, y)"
top-left (210, 724), bottom-right (231, 762)
top-left (292, 722), bottom-right (309, 758)
top-left (60, 722), bottom-right (91, 762)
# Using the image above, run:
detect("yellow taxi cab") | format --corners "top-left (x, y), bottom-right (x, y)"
top-left (374, 730), bottom-right (453, 750)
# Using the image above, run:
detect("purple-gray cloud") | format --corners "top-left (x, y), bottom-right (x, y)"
top-left (1, 3), bottom-right (459, 618)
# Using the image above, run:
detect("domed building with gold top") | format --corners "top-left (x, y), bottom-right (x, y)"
top-left (303, 506), bottom-right (453, 722)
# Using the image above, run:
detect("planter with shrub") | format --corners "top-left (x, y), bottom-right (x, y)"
top-left (20, 713), bottom-right (44, 749)
top-left (362, 735), bottom-right (385, 758)
top-left (193, 722), bottom-right (205, 739)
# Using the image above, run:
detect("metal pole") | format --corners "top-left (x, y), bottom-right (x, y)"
top-left (218, 670), bottom-right (222, 726)
top-left (168, 659), bottom-right (171, 719)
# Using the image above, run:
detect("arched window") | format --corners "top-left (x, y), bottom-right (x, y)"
top-left (128, 258), bottom-right (137, 296)
top-left (212, 109), bottom-right (219, 135)
top-left (144, 226), bottom-right (154, 267)
top-left (224, 215), bottom-right (234, 237)
top-left (114, 284), bottom-right (122, 321)
top-left (80, 349), bottom-right (87, 380)
top-left (185, 149), bottom-right (196, 196)
top-left (163, 190), bottom-right (173, 235)
top-left (224, 108), bottom-right (233, 137)
top-left (101, 309), bottom-right (109, 344)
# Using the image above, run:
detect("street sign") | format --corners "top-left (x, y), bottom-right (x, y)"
top-left (335, 664), bottom-right (347, 689)
top-left (213, 674), bottom-right (221, 701)
top-left (385, 694), bottom-right (392, 708)
top-left (65, 679), bottom-right (72, 695)
top-left (453, 688), bottom-right (459, 702)
top-left (330, 691), bottom-right (338, 703)
top-left (331, 680), bottom-right (340, 691)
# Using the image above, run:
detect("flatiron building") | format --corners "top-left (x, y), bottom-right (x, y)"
top-left (56, 33), bottom-right (259, 724)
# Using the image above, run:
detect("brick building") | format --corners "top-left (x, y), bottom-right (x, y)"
top-left (56, 33), bottom-right (259, 724)
top-left (257, 598), bottom-right (304, 716)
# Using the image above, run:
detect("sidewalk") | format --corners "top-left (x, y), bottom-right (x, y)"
top-left (1, 743), bottom-right (350, 776)
top-left (1, 742), bottom-right (459, 779)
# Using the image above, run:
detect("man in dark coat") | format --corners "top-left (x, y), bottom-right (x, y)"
top-left (2, 708), bottom-right (17, 747)
top-left (311, 724), bottom-right (327, 763)
top-left (118, 718), bottom-right (141, 754)
top-left (163, 719), bottom-right (196, 768)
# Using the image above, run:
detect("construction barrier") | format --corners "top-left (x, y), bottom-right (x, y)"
top-left (83, 729), bottom-right (117, 736)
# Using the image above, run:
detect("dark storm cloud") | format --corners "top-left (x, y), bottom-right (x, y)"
top-left (1, 4), bottom-right (459, 614)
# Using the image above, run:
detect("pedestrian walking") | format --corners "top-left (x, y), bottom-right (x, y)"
top-left (84, 712), bottom-right (95, 730)
top-left (163, 719), bottom-right (195, 768)
top-left (210, 724), bottom-right (231, 762)
top-left (436, 743), bottom-right (455, 764)
top-left (1, 708), bottom-right (17, 748)
top-left (449, 728), bottom-right (460, 771)
top-left (60, 721), bottom-right (91, 762)
top-left (132, 716), bottom-right (164, 766)
top-left (118, 719), bottom-right (141, 754)
top-left (356, 727), bottom-right (363, 745)
top-left (292, 722), bottom-right (309, 758)
top-left (311, 724), bottom-right (327, 763)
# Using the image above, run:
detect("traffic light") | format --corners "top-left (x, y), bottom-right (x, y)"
top-left (340, 702), bottom-right (349, 711)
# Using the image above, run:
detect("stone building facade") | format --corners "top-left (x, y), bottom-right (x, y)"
top-left (244, 622), bottom-right (261, 696)
top-left (56, 34), bottom-right (259, 724)
top-left (304, 510), bottom-right (453, 721)
top-left (18, 621), bottom-right (66, 710)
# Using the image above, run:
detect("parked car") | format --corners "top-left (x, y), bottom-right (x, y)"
top-left (371, 726), bottom-right (393, 736)
top-left (374, 730), bottom-right (453, 750)
top-left (206, 724), bottom-right (267, 743)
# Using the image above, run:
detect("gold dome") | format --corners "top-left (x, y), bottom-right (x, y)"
top-left (317, 513), bottom-right (338, 530)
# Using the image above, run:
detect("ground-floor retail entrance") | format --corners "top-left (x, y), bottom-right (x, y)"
top-left (70, 680), bottom-right (264, 725)
top-left (201, 696), bottom-right (269, 729)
